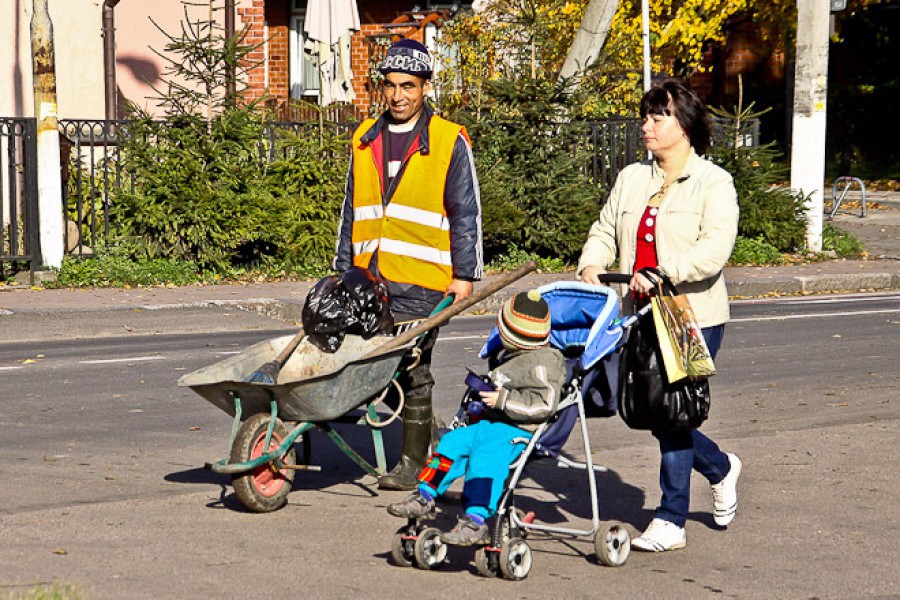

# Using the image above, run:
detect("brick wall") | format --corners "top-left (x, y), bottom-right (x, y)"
top-left (238, 0), bottom-right (289, 107)
top-left (690, 18), bottom-right (786, 108)
top-left (238, 2), bottom-right (442, 118)
top-left (238, 0), bottom-right (266, 103)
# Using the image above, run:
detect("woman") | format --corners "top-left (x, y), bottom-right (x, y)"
top-left (578, 79), bottom-right (742, 552)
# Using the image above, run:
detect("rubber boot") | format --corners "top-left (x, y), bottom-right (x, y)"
top-left (379, 395), bottom-right (432, 491)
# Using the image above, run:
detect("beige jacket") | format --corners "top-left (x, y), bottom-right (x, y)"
top-left (577, 149), bottom-right (738, 327)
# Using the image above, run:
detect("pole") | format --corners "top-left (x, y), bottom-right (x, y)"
top-left (790, 0), bottom-right (830, 252)
top-left (641, 0), bottom-right (651, 92)
top-left (103, 0), bottom-right (121, 122)
top-left (225, 0), bottom-right (236, 103)
top-left (30, 0), bottom-right (64, 269)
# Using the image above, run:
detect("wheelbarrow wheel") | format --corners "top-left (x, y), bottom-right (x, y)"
top-left (230, 413), bottom-right (296, 513)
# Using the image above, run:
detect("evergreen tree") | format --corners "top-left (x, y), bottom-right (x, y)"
top-left (708, 101), bottom-right (807, 252)
top-left (452, 76), bottom-right (602, 262)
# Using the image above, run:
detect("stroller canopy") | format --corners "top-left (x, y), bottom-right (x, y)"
top-left (480, 281), bottom-right (623, 370)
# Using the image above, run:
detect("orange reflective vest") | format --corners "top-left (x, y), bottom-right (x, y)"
top-left (350, 115), bottom-right (467, 292)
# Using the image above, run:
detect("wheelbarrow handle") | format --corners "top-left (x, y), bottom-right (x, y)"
top-left (361, 260), bottom-right (539, 360)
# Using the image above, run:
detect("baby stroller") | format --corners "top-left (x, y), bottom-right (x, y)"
top-left (391, 278), bottom-right (636, 579)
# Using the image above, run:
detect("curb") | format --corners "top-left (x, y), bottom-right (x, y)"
top-left (726, 271), bottom-right (900, 298)
top-left (1, 271), bottom-right (897, 324)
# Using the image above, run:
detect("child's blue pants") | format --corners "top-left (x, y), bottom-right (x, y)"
top-left (417, 421), bottom-right (531, 520)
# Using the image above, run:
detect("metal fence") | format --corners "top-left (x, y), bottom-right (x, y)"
top-left (0, 117), bottom-right (39, 275)
top-left (57, 117), bottom-right (649, 256)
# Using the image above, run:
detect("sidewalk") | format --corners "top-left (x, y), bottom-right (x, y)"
top-left (1, 189), bottom-right (897, 321)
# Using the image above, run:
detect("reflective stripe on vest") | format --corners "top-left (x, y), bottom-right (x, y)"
top-left (350, 115), bottom-right (465, 292)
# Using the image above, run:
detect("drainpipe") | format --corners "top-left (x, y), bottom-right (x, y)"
top-left (225, 0), bottom-right (235, 103)
top-left (103, 0), bottom-right (121, 121)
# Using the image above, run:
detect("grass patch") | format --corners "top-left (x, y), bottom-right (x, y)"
top-left (2, 582), bottom-right (86, 600)
top-left (822, 223), bottom-right (866, 257)
top-left (486, 244), bottom-right (571, 274)
top-left (50, 254), bottom-right (200, 288)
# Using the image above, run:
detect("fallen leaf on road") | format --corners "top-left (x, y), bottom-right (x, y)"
top-left (105, 475), bottom-right (116, 480)
top-left (827, 402), bottom-right (849, 407)
top-left (36, 354), bottom-right (45, 358)
top-left (188, 426), bottom-right (200, 431)
top-left (123, 325), bottom-right (134, 332)
top-left (52, 549), bottom-right (68, 555)
top-left (22, 359), bottom-right (36, 364)
top-left (832, 334), bottom-right (842, 338)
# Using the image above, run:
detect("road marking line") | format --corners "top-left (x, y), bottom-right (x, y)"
top-left (780, 295), bottom-right (900, 305)
top-left (80, 356), bottom-right (166, 364)
top-left (732, 308), bottom-right (900, 323)
top-left (0, 366), bottom-right (24, 371)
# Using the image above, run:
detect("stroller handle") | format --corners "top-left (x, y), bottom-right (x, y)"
top-left (594, 273), bottom-right (633, 284)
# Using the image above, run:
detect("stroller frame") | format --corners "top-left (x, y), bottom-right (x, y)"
top-left (392, 280), bottom-right (635, 579)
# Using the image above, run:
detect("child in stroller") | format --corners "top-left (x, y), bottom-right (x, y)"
top-left (388, 280), bottom-right (634, 578)
top-left (386, 289), bottom-right (567, 545)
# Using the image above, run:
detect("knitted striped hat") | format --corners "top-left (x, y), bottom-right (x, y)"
top-left (498, 289), bottom-right (551, 350)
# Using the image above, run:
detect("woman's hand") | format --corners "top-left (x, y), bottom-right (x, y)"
top-left (579, 266), bottom-right (606, 285)
top-left (629, 271), bottom-right (657, 295)
top-left (479, 389), bottom-right (500, 408)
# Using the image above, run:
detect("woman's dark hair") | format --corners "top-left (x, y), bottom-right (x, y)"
top-left (639, 79), bottom-right (711, 154)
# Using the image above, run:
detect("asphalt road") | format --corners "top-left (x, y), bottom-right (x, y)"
top-left (0, 293), bottom-right (898, 599)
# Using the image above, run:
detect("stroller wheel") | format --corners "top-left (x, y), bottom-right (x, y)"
top-left (595, 521), bottom-right (631, 567)
top-left (390, 528), bottom-right (415, 568)
top-left (413, 527), bottom-right (447, 570)
top-left (474, 546), bottom-right (500, 578)
top-left (499, 537), bottom-right (532, 581)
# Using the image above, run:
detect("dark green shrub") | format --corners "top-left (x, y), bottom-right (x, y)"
top-left (709, 103), bottom-right (807, 252)
top-left (455, 77), bottom-right (601, 262)
top-left (262, 122), bottom-right (350, 275)
top-left (110, 109), bottom-right (276, 271)
top-left (729, 235), bottom-right (785, 266)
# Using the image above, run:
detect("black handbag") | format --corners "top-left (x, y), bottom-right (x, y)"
top-left (618, 287), bottom-right (711, 432)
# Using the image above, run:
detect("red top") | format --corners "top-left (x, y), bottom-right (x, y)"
top-left (633, 205), bottom-right (660, 272)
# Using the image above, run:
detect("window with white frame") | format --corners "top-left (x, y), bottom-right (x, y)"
top-left (289, 2), bottom-right (321, 100)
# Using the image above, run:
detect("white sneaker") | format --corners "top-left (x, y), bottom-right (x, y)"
top-left (711, 453), bottom-right (742, 527)
top-left (632, 518), bottom-right (686, 552)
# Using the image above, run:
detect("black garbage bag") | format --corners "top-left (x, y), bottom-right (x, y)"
top-left (301, 267), bottom-right (394, 353)
top-left (341, 266), bottom-right (394, 337)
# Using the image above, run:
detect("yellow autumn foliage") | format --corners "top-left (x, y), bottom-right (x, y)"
top-left (436, 0), bottom-right (878, 117)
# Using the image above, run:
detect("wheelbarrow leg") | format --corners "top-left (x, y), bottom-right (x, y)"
top-left (317, 423), bottom-right (381, 477)
top-left (365, 403), bottom-right (388, 474)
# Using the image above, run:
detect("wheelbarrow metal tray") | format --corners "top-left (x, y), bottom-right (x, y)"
top-left (178, 334), bottom-right (408, 422)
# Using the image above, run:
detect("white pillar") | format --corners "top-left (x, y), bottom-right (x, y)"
top-left (790, 0), bottom-right (830, 252)
top-left (31, 0), bottom-right (65, 268)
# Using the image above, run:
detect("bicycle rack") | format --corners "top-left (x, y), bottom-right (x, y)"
top-left (828, 176), bottom-right (867, 219)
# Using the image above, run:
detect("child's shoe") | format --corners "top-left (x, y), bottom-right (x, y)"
top-left (386, 491), bottom-right (436, 519)
top-left (440, 514), bottom-right (489, 546)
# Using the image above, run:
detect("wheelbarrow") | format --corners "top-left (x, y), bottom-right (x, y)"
top-left (178, 262), bottom-right (538, 513)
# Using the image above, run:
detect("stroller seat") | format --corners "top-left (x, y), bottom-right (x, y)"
top-left (479, 281), bottom-right (624, 459)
